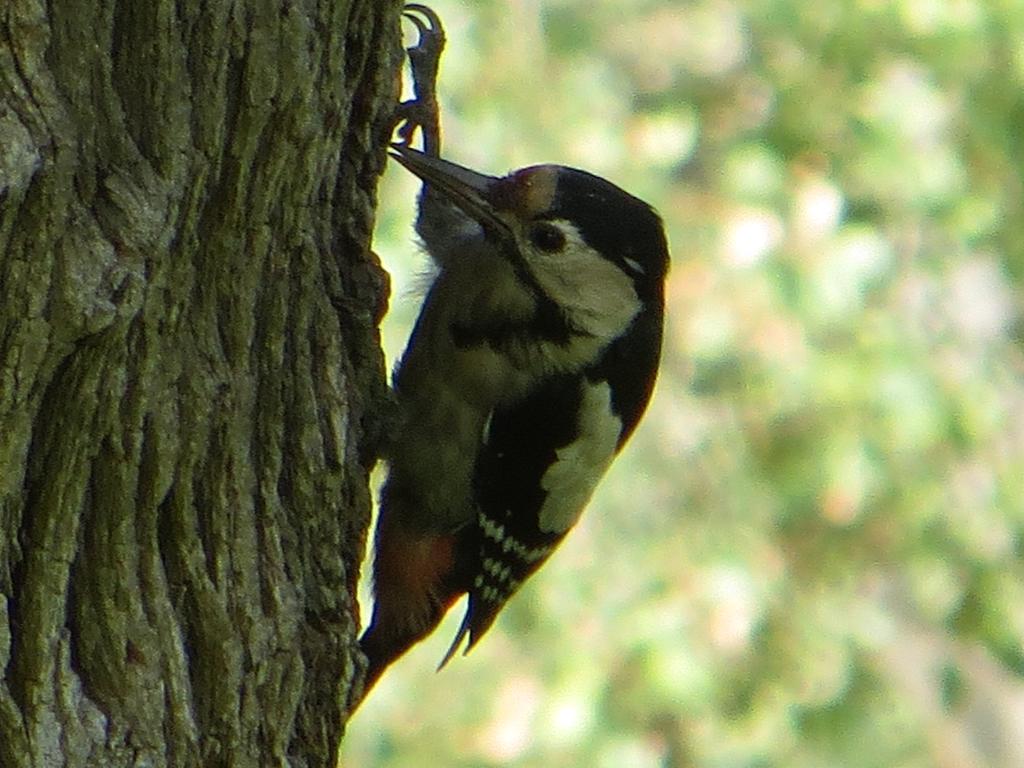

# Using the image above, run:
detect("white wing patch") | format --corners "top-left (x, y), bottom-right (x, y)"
top-left (538, 381), bottom-right (621, 534)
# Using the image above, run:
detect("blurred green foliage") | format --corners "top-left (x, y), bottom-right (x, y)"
top-left (345, 1), bottom-right (1024, 765)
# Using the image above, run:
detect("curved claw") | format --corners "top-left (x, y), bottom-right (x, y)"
top-left (402, 4), bottom-right (443, 38)
top-left (402, 3), bottom-right (446, 63)
top-left (394, 107), bottom-right (427, 148)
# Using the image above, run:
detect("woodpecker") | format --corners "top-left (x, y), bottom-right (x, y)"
top-left (358, 4), bottom-right (669, 697)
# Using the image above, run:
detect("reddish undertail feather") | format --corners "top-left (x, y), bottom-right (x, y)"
top-left (358, 519), bottom-right (460, 694)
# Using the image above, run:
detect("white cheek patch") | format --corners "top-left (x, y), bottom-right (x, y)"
top-left (538, 381), bottom-right (622, 534)
top-left (526, 222), bottom-right (641, 343)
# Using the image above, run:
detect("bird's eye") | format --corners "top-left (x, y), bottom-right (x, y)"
top-left (528, 222), bottom-right (566, 253)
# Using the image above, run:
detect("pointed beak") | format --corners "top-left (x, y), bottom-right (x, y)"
top-left (389, 144), bottom-right (512, 238)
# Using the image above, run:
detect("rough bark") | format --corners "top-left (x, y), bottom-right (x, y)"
top-left (0, 0), bottom-right (398, 765)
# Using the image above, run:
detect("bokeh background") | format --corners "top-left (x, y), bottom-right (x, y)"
top-left (345, 1), bottom-right (1024, 765)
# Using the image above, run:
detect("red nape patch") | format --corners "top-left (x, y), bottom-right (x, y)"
top-left (489, 165), bottom-right (558, 218)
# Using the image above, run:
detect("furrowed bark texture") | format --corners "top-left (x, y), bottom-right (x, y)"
top-left (0, 0), bottom-right (399, 765)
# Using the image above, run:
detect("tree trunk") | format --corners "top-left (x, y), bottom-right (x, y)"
top-left (0, 1), bottom-right (398, 765)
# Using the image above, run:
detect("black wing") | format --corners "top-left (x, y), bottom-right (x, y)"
top-left (442, 304), bottom-right (663, 662)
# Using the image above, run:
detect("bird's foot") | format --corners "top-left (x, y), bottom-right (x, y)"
top-left (394, 4), bottom-right (446, 157)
